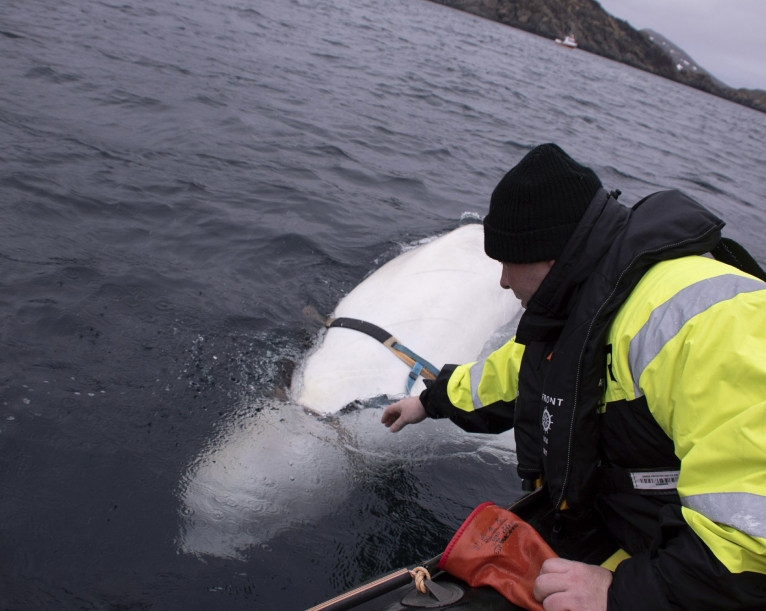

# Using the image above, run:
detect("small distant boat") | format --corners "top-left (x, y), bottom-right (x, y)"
top-left (555, 35), bottom-right (578, 49)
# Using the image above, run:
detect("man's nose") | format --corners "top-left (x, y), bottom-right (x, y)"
top-left (500, 269), bottom-right (510, 290)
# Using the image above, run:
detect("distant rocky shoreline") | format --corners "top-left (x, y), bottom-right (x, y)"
top-left (427, 0), bottom-right (766, 115)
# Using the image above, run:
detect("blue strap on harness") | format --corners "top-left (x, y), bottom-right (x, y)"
top-left (392, 342), bottom-right (440, 379)
top-left (406, 362), bottom-right (424, 394)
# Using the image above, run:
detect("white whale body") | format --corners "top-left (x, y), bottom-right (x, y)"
top-left (292, 224), bottom-right (522, 414)
top-left (177, 224), bottom-right (522, 560)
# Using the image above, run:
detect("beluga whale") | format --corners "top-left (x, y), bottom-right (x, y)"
top-left (292, 223), bottom-right (522, 413)
top-left (177, 223), bottom-right (522, 560)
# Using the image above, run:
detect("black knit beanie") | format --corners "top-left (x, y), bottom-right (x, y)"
top-left (484, 143), bottom-right (602, 263)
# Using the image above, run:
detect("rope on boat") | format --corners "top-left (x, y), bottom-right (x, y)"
top-left (409, 566), bottom-right (432, 595)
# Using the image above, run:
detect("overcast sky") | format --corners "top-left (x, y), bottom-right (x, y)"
top-left (596, 0), bottom-right (766, 90)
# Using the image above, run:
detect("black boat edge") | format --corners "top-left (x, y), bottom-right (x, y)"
top-left (305, 488), bottom-right (570, 611)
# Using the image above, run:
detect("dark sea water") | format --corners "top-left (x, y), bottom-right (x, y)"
top-left (1, 0), bottom-right (765, 608)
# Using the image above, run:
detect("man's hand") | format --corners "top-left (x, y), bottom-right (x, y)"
top-left (534, 558), bottom-right (612, 611)
top-left (381, 396), bottom-right (427, 432)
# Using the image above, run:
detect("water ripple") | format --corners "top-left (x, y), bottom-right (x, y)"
top-left (0, 0), bottom-right (765, 607)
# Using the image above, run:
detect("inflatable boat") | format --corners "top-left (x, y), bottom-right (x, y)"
top-left (305, 486), bottom-right (623, 610)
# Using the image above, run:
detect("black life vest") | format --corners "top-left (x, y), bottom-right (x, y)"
top-left (512, 189), bottom-right (724, 511)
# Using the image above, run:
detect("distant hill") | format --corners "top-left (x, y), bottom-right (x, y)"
top-left (425, 0), bottom-right (766, 114)
top-left (641, 29), bottom-right (727, 89)
top-left (640, 28), bottom-right (766, 113)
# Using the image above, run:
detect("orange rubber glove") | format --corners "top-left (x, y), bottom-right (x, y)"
top-left (438, 502), bottom-right (557, 611)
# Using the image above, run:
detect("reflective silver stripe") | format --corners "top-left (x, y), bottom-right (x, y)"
top-left (629, 274), bottom-right (766, 397)
top-left (683, 492), bottom-right (766, 539)
top-left (469, 358), bottom-right (486, 410)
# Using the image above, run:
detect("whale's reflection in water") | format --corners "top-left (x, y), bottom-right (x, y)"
top-left (177, 397), bottom-right (518, 561)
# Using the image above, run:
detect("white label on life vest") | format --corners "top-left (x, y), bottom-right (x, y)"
top-left (630, 471), bottom-right (679, 491)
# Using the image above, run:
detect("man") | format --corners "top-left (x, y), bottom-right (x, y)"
top-left (381, 144), bottom-right (766, 611)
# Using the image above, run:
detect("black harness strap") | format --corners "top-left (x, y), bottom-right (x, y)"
top-left (327, 317), bottom-right (393, 344)
top-left (326, 317), bottom-right (439, 381)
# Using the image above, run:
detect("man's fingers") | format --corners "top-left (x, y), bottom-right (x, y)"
top-left (383, 416), bottom-right (401, 430)
top-left (381, 403), bottom-right (406, 431)
top-left (540, 592), bottom-right (569, 611)
top-left (533, 572), bottom-right (569, 602)
top-left (535, 561), bottom-right (612, 611)
top-left (380, 405), bottom-right (401, 426)
top-left (382, 397), bottom-right (425, 433)
top-left (388, 419), bottom-right (404, 433)
top-left (539, 557), bottom-right (573, 575)
top-left (534, 559), bottom-right (576, 602)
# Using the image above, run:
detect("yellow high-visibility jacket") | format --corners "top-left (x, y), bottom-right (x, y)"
top-left (424, 254), bottom-right (766, 608)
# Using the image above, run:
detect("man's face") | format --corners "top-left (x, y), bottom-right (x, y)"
top-left (500, 260), bottom-right (555, 308)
